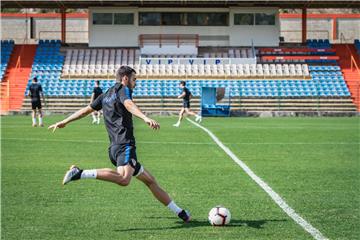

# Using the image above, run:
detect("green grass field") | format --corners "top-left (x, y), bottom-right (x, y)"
top-left (2, 116), bottom-right (359, 240)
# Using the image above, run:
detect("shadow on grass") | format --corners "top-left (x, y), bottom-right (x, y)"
top-left (115, 217), bottom-right (287, 232)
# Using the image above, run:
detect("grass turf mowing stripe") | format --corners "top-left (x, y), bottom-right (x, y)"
top-left (187, 118), bottom-right (328, 240)
top-left (3, 137), bottom-right (358, 146)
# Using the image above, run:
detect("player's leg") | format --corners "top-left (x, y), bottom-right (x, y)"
top-left (136, 168), bottom-right (191, 222)
top-left (31, 109), bottom-right (37, 127)
top-left (184, 108), bottom-right (202, 123)
top-left (136, 169), bottom-right (171, 205)
top-left (62, 165), bottom-right (133, 186)
top-left (91, 111), bottom-right (97, 124)
top-left (97, 164), bottom-right (134, 186)
top-left (38, 108), bottom-right (44, 127)
top-left (62, 144), bottom-right (134, 186)
top-left (96, 111), bottom-right (101, 124)
top-left (173, 108), bottom-right (185, 127)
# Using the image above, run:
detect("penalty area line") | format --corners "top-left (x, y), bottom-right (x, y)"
top-left (186, 118), bottom-right (328, 240)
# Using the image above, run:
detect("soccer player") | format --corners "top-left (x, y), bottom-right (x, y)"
top-left (173, 81), bottom-right (201, 127)
top-left (48, 66), bottom-right (191, 223)
top-left (28, 77), bottom-right (45, 127)
top-left (90, 80), bottom-right (103, 124)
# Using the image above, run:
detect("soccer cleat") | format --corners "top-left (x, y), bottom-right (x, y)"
top-left (62, 165), bottom-right (82, 185)
top-left (178, 210), bottom-right (191, 223)
top-left (195, 115), bottom-right (202, 123)
top-left (32, 123), bottom-right (37, 127)
top-left (173, 123), bottom-right (180, 127)
top-left (92, 119), bottom-right (96, 124)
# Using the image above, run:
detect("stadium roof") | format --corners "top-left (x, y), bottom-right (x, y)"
top-left (2, 0), bottom-right (360, 9)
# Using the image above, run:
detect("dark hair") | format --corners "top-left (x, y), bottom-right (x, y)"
top-left (180, 81), bottom-right (186, 86)
top-left (116, 66), bottom-right (136, 82)
top-left (95, 80), bottom-right (100, 85)
top-left (33, 77), bottom-right (38, 82)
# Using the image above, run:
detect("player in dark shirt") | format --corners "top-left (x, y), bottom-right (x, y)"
top-left (90, 80), bottom-right (103, 124)
top-left (27, 77), bottom-right (45, 127)
top-left (48, 66), bottom-right (191, 223)
top-left (173, 81), bottom-right (202, 127)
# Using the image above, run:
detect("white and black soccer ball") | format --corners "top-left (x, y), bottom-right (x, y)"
top-left (208, 206), bottom-right (231, 226)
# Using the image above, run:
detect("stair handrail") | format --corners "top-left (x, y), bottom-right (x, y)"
top-left (340, 33), bottom-right (360, 75)
top-left (340, 33), bottom-right (360, 110)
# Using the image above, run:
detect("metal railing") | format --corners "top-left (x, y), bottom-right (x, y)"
top-left (340, 33), bottom-right (360, 109)
top-left (139, 34), bottom-right (199, 48)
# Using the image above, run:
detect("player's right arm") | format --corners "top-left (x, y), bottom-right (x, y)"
top-left (48, 106), bottom-right (94, 132)
top-left (49, 94), bottom-right (103, 132)
top-left (119, 86), bottom-right (159, 130)
top-left (124, 99), bottom-right (159, 130)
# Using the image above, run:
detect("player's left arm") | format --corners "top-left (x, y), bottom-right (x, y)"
top-left (124, 99), bottom-right (160, 130)
top-left (48, 106), bottom-right (94, 132)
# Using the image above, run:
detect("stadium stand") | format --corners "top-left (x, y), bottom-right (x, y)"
top-left (202, 48), bottom-right (255, 58)
top-left (306, 39), bottom-right (331, 49)
top-left (259, 46), bottom-right (338, 64)
top-left (62, 48), bottom-right (140, 78)
top-left (26, 65), bottom-right (348, 98)
top-left (26, 40), bottom-right (64, 95)
top-left (1, 40), bottom-right (15, 81)
top-left (19, 40), bottom-right (357, 114)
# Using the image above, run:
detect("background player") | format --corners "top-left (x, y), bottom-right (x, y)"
top-left (28, 77), bottom-right (45, 127)
top-left (90, 80), bottom-right (103, 124)
top-left (173, 81), bottom-right (201, 127)
top-left (48, 66), bottom-right (191, 223)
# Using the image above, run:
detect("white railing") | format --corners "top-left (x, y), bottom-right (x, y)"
top-left (139, 57), bottom-right (256, 65)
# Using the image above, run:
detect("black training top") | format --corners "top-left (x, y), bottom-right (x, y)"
top-left (183, 87), bottom-right (191, 101)
top-left (93, 86), bottom-right (103, 100)
top-left (29, 83), bottom-right (43, 101)
top-left (90, 83), bottom-right (135, 146)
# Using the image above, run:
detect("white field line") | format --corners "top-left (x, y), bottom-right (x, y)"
top-left (2, 137), bottom-right (358, 146)
top-left (186, 118), bottom-right (328, 240)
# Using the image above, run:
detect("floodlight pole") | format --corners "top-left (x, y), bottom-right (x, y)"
top-left (61, 7), bottom-right (66, 44)
top-left (301, 8), bottom-right (307, 44)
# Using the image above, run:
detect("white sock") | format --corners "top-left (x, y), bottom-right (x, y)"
top-left (92, 114), bottom-right (97, 121)
top-left (80, 169), bottom-right (97, 179)
top-left (167, 201), bottom-right (182, 215)
top-left (32, 118), bottom-right (37, 125)
top-left (39, 117), bottom-right (43, 125)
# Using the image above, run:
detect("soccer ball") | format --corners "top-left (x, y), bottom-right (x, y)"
top-left (208, 206), bottom-right (231, 226)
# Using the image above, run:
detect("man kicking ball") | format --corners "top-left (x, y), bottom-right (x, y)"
top-left (173, 81), bottom-right (201, 127)
top-left (48, 66), bottom-right (191, 223)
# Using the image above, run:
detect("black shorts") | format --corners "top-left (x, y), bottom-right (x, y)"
top-left (108, 144), bottom-right (143, 176)
top-left (183, 100), bottom-right (190, 108)
top-left (31, 100), bottom-right (42, 110)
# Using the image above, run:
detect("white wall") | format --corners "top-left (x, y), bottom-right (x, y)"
top-left (229, 7), bottom-right (279, 46)
top-left (89, 7), bottom-right (138, 47)
top-left (338, 19), bottom-right (360, 42)
top-left (88, 7), bottom-right (280, 47)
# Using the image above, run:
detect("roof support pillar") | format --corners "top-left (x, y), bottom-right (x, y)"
top-left (301, 8), bottom-right (307, 44)
top-left (61, 7), bottom-right (66, 44)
